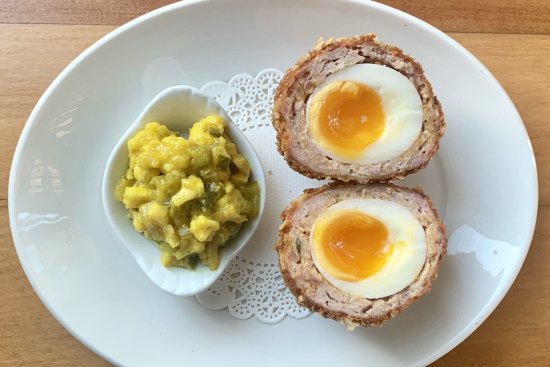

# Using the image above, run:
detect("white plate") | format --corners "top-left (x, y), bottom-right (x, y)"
top-left (9, 0), bottom-right (538, 366)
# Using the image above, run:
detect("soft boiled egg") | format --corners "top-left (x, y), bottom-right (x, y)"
top-left (306, 64), bottom-right (423, 164)
top-left (310, 198), bottom-right (427, 298)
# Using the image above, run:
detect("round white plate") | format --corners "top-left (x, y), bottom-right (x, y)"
top-left (9, 0), bottom-right (538, 366)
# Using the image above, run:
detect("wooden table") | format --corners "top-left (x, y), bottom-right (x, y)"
top-left (1, 1), bottom-right (548, 365)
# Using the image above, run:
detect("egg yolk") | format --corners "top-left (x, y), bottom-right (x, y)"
top-left (313, 210), bottom-right (393, 282)
top-left (308, 81), bottom-right (385, 157)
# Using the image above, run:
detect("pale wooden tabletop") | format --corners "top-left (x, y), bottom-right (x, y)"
top-left (1, 1), bottom-right (548, 366)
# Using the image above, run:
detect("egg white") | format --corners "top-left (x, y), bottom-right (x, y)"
top-left (310, 198), bottom-right (427, 299)
top-left (306, 64), bottom-right (423, 164)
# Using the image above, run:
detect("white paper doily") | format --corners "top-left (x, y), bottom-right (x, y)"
top-left (196, 69), bottom-right (325, 323)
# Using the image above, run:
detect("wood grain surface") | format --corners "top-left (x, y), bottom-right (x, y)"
top-left (1, 1), bottom-right (548, 366)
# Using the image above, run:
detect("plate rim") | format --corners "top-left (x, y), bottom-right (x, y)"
top-left (8, 0), bottom-right (539, 365)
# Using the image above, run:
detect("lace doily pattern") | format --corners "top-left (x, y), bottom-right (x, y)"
top-left (197, 69), bottom-right (312, 323)
top-left (196, 257), bottom-right (310, 322)
top-left (201, 69), bottom-right (282, 132)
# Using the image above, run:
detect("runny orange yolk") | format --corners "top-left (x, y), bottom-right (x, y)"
top-left (309, 81), bottom-right (385, 157)
top-left (313, 210), bottom-right (393, 282)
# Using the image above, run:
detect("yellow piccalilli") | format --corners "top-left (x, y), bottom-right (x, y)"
top-left (115, 116), bottom-right (259, 270)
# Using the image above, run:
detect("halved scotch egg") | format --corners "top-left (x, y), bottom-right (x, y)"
top-left (276, 183), bottom-right (447, 329)
top-left (273, 34), bottom-right (445, 182)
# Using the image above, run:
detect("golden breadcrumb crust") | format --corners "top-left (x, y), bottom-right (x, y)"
top-left (275, 182), bottom-right (447, 329)
top-left (272, 35), bottom-right (445, 183)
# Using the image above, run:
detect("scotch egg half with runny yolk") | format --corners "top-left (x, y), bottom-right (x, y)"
top-left (310, 198), bottom-right (427, 298)
top-left (306, 64), bottom-right (424, 164)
